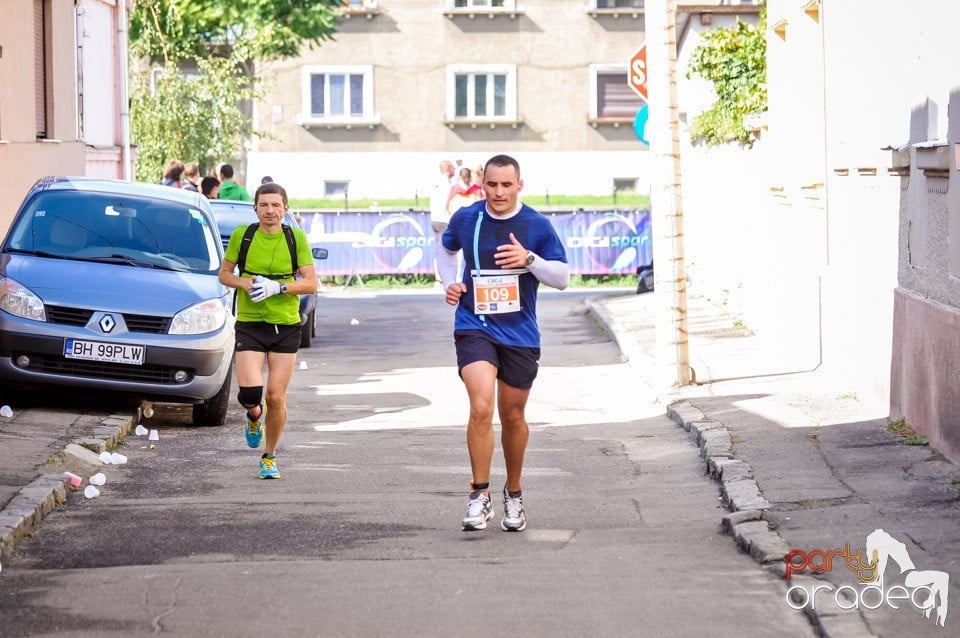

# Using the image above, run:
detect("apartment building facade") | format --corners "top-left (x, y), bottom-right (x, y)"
top-left (247, 0), bottom-right (761, 201)
top-left (0, 0), bottom-right (133, 234)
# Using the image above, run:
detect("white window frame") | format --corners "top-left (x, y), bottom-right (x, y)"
top-left (588, 64), bottom-right (644, 124)
top-left (590, 0), bottom-right (645, 8)
top-left (297, 65), bottom-right (381, 129)
top-left (445, 64), bottom-right (518, 127)
top-left (447, 0), bottom-right (516, 9)
top-left (340, 0), bottom-right (380, 19)
top-left (586, 0), bottom-right (645, 18)
top-left (443, 0), bottom-right (523, 19)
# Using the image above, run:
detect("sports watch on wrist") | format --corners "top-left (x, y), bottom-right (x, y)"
top-left (280, 284), bottom-right (288, 294)
top-left (525, 252), bottom-right (535, 267)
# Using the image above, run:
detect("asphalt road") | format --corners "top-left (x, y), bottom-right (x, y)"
top-left (0, 289), bottom-right (815, 637)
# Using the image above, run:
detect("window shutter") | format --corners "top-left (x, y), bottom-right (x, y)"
top-left (34, 0), bottom-right (47, 138)
top-left (598, 73), bottom-right (643, 119)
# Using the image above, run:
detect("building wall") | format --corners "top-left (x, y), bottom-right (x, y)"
top-left (248, 1), bottom-right (759, 200)
top-left (0, 0), bottom-right (128, 234)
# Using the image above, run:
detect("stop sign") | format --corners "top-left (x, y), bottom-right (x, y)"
top-left (628, 43), bottom-right (647, 100)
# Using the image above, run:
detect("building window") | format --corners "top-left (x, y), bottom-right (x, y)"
top-left (299, 65), bottom-right (380, 128)
top-left (593, 0), bottom-right (645, 7)
top-left (589, 65), bottom-right (644, 122)
top-left (446, 65), bottom-right (517, 125)
top-left (324, 180), bottom-right (349, 198)
top-left (451, 1), bottom-right (512, 8)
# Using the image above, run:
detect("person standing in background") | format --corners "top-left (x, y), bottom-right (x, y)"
top-left (159, 160), bottom-right (185, 188)
top-left (182, 163), bottom-right (201, 192)
top-left (201, 176), bottom-right (221, 200)
top-left (430, 159), bottom-right (458, 281)
top-left (217, 164), bottom-right (253, 201)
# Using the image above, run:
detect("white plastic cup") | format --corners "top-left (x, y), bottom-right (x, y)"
top-left (350, 318), bottom-right (359, 325)
top-left (89, 472), bottom-right (106, 486)
top-left (299, 360), bottom-right (308, 370)
top-left (135, 424), bottom-right (149, 436)
top-left (99, 451), bottom-right (113, 464)
top-left (148, 429), bottom-right (159, 441)
top-left (110, 452), bottom-right (127, 465)
top-left (83, 485), bottom-right (100, 499)
top-left (0, 405), bottom-right (12, 418)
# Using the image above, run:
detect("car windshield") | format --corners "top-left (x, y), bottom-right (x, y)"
top-left (4, 191), bottom-right (221, 273)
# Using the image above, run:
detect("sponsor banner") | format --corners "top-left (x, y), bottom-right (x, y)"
top-left (299, 209), bottom-right (652, 276)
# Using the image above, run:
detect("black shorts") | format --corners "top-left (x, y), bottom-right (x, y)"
top-left (455, 330), bottom-right (540, 390)
top-left (236, 322), bottom-right (301, 354)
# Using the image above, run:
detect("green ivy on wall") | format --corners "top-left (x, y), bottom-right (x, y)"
top-left (686, 9), bottom-right (767, 148)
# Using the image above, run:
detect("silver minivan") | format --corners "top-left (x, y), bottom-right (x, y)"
top-left (0, 177), bottom-right (235, 425)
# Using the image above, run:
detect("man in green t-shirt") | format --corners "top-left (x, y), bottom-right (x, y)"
top-left (217, 163), bottom-right (253, 202)
top-left (218, 182), bottom-right (317, 479)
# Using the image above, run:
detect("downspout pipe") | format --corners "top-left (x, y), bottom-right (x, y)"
top-left (118, 0), bottom-right (132, 180)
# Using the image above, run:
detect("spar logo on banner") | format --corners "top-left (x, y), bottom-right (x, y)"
top-left (300, 211), bottom-right (435, 275)
top-left (785, 529), bottom-right (949, 628)
top-left (552, 210), bottom-right (652, 275)
top-left (364, 214), bottom-right (431, 271)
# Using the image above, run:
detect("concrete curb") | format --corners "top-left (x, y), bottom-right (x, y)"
top-left (0, 412), bottom-right (137, 564)
top-left (665, 401), bottom-right (877, 638)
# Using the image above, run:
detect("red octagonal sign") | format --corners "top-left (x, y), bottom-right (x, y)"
top-left (628, 43), bottom-right (647, 101)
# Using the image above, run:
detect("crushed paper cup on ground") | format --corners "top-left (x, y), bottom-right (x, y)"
top-left (134, 424), bottom-right (149, 436)
top-left (99, 451), bottom-right (113, 464)
top-left (83, 485), bottom-right (100, 499)
top-left (350, 318), bottom-right (359, 325)
top-left (64, 472), bottom-right (82, 488)
top-left (89, 472), bottom-right (106, 486)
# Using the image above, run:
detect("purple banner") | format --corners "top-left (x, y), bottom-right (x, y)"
top-left (299, 209), bottom-right (651, 276)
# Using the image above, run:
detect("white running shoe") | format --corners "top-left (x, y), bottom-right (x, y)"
top-left (461, 491), bottom-right (494, 531)
top-left (501, 486), bottom-right (526, 532)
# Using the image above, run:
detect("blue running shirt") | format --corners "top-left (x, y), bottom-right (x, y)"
top-left (442, 200), bottom-right (567, 347)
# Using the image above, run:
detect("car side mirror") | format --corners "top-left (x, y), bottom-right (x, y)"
top-left (312, 247), bottom-right (328, 260)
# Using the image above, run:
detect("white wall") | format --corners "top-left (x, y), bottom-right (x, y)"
top-left (246, 151), bottom-right (652, 202)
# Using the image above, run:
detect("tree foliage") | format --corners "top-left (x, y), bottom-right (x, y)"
top-left (130, 0), bottom-right (342, 63)
top-left (686, 11), bottom-right (767, 147)
top-left (130, 56), bottom-right (263, 183)
top-left (128, 0), bottom-right (342, 182)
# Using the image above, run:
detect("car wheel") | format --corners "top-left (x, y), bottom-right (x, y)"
top-left (300, 311), bottom-right (314, 349)
top-left (192, 367), bottom-right (232, 427)
top-left (636, 267), bottom-right (654, 294)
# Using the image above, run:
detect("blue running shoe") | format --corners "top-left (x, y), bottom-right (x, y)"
top-left (245, 402), bottom-right (264, 448)
top-left (260, 453), bottom-right (280, 479)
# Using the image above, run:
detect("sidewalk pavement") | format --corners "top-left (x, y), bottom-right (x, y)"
top-left (588, 290), bottom-right (960, 638)
top-left (0, 407), bottom-right (137, 565)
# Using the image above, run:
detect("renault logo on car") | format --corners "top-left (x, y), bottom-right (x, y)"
top-left (99, 314), bottom-right (116, 333)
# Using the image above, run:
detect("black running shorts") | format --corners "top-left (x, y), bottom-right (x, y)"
top-left (235, 322), bottom-right (301, 354)
top-left (454, 330), bottom-right (540, 390)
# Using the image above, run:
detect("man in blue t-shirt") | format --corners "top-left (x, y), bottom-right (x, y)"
top-left (437, 154), bottom-right (570, 533)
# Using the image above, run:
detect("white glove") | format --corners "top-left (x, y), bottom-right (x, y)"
top-left (250, 277), bottom-right (282, 302)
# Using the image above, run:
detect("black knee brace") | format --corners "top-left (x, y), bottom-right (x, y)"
top-left (237, 385), bottom-right (263, 409)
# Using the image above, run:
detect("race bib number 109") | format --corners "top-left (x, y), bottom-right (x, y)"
top-left (472, 274), bottom-right (520, 314)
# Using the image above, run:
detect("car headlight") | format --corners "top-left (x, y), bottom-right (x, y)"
top-left (169, 299), bottom-right (226, 335)
top-left (0, 277), bottom-right (46, 321)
